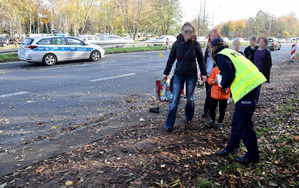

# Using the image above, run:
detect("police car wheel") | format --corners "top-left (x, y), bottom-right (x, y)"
top-left (43, 54), bottom-right (57, 66)
top-left (90, 50), bottom-right (101, 62)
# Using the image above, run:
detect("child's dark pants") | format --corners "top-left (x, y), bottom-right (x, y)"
top-left (209, 98), bottom-right (228, 123)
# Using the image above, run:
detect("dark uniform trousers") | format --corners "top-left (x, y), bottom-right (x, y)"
top-left (226, 88), bottom-right (259, 160)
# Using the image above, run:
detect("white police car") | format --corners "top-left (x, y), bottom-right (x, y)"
top-left (18, 36), bottom-right (105, 66)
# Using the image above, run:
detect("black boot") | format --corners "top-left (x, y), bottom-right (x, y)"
top-left (165, 127), bottom-right (174, 133)
top-left (216, 148), bottom-right (233, 156)
top-left (207, 120), bottom-right (216, 128)
top-left (235, 155), bottom-right (259, 165)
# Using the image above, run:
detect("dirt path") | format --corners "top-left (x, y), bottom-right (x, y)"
top-left (0, 62), bottom-right (299, 188)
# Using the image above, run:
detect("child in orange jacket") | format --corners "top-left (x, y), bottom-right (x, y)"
top-left (207, 66), bottom-right (231, 127)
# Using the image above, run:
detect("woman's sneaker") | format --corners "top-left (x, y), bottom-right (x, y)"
top-left (207, 120), bottom-right (216, 128)
top-left (216, 122), bottom-right (224, 129)
top-left (185, 120), bottom-right (192, 129)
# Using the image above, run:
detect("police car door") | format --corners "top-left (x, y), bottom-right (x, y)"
top-left (65, 37), bottom-right (86, 60)
top-left (51, 37), bottom-right (68, 61)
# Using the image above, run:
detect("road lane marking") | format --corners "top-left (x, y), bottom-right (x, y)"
top-left (89, 73), bottom-right (136, 82)
top-left (0, 91), bottom-right (29, 98)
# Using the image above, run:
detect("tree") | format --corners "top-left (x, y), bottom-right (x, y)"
top-left (150, 0), bottom-right (181, 35)
top-left (216, 11), bottom-right (299, 38)
top-left (191, 0), bottom-right (209, 36)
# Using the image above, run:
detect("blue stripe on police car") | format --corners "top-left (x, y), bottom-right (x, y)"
top-left (33, 46), bottom-right (94, 52)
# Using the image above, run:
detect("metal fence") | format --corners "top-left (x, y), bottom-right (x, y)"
top-left (0, 42), bottom-right (169, 54)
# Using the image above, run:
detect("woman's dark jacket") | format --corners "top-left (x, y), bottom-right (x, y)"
top-left (163, 34), bottom-right (207, 77)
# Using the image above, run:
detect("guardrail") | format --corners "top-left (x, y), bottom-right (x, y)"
top-left (0, 48), bottom-right (18, 54)
top-left (1, 42), bottom-right (291, 55)
top-left (0, 42), bottom-right (166, 54)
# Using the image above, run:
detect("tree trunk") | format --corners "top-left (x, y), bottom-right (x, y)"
top-left (29, 14), bottom-right (32, 34)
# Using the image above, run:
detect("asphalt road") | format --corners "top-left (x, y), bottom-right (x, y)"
top-left (0, 45), bottom-right (291, 152)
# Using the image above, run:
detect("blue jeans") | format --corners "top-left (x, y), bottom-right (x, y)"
top-left (165, 74), bottom-right (197, 129)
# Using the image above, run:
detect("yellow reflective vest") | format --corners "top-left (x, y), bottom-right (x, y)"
top-left (217, 48), bottom-right (266, 103)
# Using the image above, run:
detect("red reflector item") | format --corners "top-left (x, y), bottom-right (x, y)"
top-left (27, 45), bottom-right (38, 49)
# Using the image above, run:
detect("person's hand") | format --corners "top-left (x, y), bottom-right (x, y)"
top-left (201, 75), bottom-right (207, 82)
top-left (163, 74), bottom-right (168, 80)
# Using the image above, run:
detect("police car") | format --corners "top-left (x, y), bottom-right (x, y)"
top-left (18, 36), bottom-right (105, 66)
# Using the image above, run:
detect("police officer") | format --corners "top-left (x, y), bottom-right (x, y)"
top-left (210, 38), bottom-right (267, 164)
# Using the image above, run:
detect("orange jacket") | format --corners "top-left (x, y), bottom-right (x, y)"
top-left (208, 67), bottom-right (231, 100)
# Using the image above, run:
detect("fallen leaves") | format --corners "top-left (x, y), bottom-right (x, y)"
top-left (0, 118), bottom-right (9, 125)
top-left (292, 135), bottom-right (299, 142)
top-left (268, 181), bottom-right (279, 187)
top-left (35, 167), bottom-right (45, 174)
top-left (65, 180), bottom-right (73, 186)
top-left (50, 126), bottom-right (59, 129)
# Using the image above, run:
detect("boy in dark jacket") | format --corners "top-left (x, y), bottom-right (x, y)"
top-left (254, 37), bottom-right (272, 104)
top-left (244, 36), bottom-right (258, 62)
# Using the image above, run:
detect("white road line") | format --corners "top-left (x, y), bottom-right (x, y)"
top-left (0, 91), bottom-right (29, 98)
top-left (89, 73), bottom-right (136, 82)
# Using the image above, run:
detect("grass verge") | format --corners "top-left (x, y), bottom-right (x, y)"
top-left (105, 45), bottom-right (167, 54)
top-left (0, 53), bottom-right (18, 62)
top-left (0, 46), bottom-right (167, 63)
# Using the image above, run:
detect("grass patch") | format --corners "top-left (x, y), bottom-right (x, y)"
top-left (0, 53), bottom-right (18, 62)
top-left (196, 179), bottom-right (215, 188)
top-left (218, 162), bottom-right (243, 174)
top-left (256, 127), bottom-right (272, 137)
top-left (279, 97), bottom-right (299, 112)
top-left (105, 46), bottom-right (167, 54)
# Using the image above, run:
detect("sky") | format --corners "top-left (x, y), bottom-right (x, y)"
top-left (180, 0), bottom-right (299, 27)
